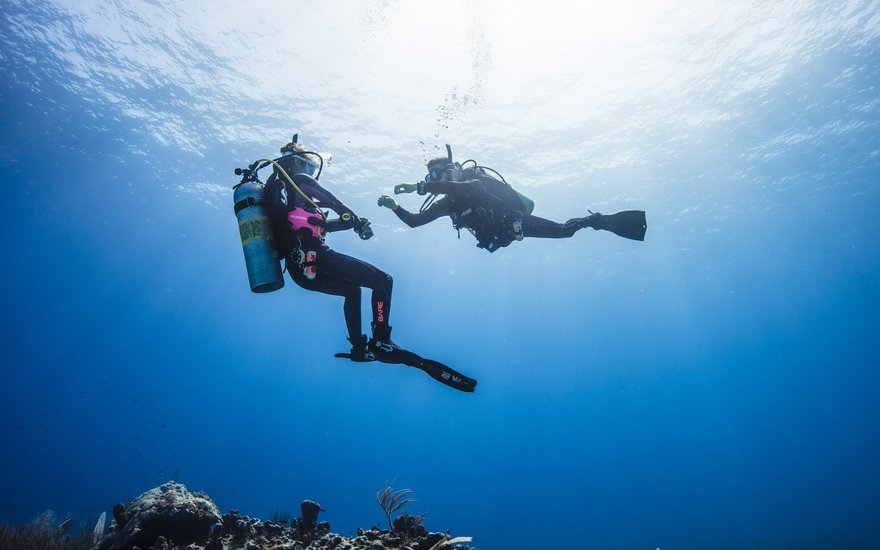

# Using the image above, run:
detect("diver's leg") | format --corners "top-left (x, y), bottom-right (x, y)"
top-left (313, 249), bottom-right (414, 363)
top-left (524, 211), bottom-right (648, 241)
top-left (289, 261), bottom-right (363, 344)
top-left (521, 214), bottom-right (582, 238)
top-left (312, 248), bottom-right (394, 341)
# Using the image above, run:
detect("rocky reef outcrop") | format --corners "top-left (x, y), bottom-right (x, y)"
top-left (94, 482), bottom-right (221, 550)
top-left (90, 482), bottom-right (473, 550)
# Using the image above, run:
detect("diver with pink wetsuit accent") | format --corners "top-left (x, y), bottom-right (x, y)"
top-left (265, 141), bottom-right (400, 363)
top-left (257, 136), bottom-right (477, 392)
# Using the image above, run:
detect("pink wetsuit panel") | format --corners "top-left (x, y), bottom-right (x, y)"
top-left (288, 207), bottom-right (323, 238)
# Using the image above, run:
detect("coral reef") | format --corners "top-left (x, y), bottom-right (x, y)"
top-left (392, 512), bottom-right (427, 543)
top-left (94, 482), bottom-right (221, 550)
top-left (79, 482), bottom-right (473, 550)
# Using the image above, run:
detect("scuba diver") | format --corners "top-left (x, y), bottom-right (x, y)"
top-left (267, 139), bottom-right (388, 362)
top-left (378, 145), bottom-right (647, 252)
top-left (233, 135), bottom-right (476, 392)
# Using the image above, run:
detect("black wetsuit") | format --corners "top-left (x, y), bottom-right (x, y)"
top-left (275, 172), bottom-right (392, 342)
top-left (391, 171), bottom-right (586, 252)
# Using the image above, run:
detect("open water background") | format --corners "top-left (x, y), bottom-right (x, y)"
top-left (2, 1), bottom-right (879, 548)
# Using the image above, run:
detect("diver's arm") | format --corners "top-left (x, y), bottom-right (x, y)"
top-left (390, 179), bottom-right (470, 227)
top-left (396, 179), bottom-right (462, 197)
top-left (292, 173), bottom-right (361, 232)
top-left (392, 198), bottom-right (454, 228)
top-left (421, 180), bottom-right (460, 195)
top-left (320, 216), bottom-right (356, 233)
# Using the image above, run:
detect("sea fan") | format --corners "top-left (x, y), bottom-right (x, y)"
top-left (375, 480), bottom-right (415, 532)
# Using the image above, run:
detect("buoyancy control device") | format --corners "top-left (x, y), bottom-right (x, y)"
top-left (436, 144), bottom-right (536, 251)
top-left (232, 133), bottom-right (324, 293)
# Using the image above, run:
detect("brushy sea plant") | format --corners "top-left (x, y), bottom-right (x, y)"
top-left (376, 480), bottom-right (416, 532)
top-left (76, 514), bottom-right (95, 537)
top-left (0, 520), bottom-right (93, 550)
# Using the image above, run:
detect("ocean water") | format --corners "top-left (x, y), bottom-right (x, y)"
top-left (1, 1), bottom-right (879, 548)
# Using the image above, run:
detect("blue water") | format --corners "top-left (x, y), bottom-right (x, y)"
top-left (2, 1), bottom-right (879, 548)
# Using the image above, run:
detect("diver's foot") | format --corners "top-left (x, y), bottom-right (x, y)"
top-left (368, 336), bottom-right (402, 357)
top-left (581, 210), bottom-right (647, 240)
top-left (348, 349), bottom-right (377, 362)
top-left (368, 336), bottom-right (424, 366)
top-left (369, 324), bottom-right (415, 363)
top-left (369, 324), bottom-right (400, 355)
top-left (581, 211), bottom-right (606, 230)
top-left (346, 334), bottom-right (377, 363)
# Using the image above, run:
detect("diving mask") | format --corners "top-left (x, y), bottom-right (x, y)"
top-left (278, 151), bottom-right (319, 178)
top-left (425, 162), bottom-right (455, 183)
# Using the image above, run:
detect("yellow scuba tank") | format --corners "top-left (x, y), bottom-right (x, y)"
top-left (233, 180), bottom-right (284, 293)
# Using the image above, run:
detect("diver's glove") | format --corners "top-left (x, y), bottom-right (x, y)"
top-left (378, 195), bottom-right (399, 210)
top-left (393, 183), bottom-right (418, 195)
top-left (354, 217), bottom-right (373, 240)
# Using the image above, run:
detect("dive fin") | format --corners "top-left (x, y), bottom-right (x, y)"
top-left (591, 210), bottom-right (647, 241)
top-left (417, 358), bottom-right (477, 393)
top-left (335, 347), bottom-right (477, 393)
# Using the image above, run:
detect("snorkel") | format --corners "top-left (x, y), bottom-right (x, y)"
top-left (432, 144), bottom-right (458, 182)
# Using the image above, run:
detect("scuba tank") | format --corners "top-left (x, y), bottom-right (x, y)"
top-left (231, 134), bottom-right (326, 293)
top-left (233, 180), bottom-right (284, 293)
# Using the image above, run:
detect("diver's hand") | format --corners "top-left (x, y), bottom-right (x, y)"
top-left (355, 218), bottom-right (373, 240)
top-left (378, 195), bottom-right (399, 210)
top-left (394, 183), bottom-right (418, 195)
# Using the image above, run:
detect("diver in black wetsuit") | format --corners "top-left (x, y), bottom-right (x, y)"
top-left (378, 146), bottom-right (647, 252)
top-left (265, 139), bottom-right (398, 363)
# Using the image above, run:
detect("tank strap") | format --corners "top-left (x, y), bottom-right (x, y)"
top-left (233, 196), bottom-right (263, 215)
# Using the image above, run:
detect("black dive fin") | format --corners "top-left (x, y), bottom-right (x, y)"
top-left (335, 348), bottom-right (477, 393)
top-left (417, 358), bottom-right (477, 393)
top-left (594, 210), bottom-right (647, 241)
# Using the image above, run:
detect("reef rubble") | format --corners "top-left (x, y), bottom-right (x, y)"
top-left (89, 482), bottom-right (473, 550)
